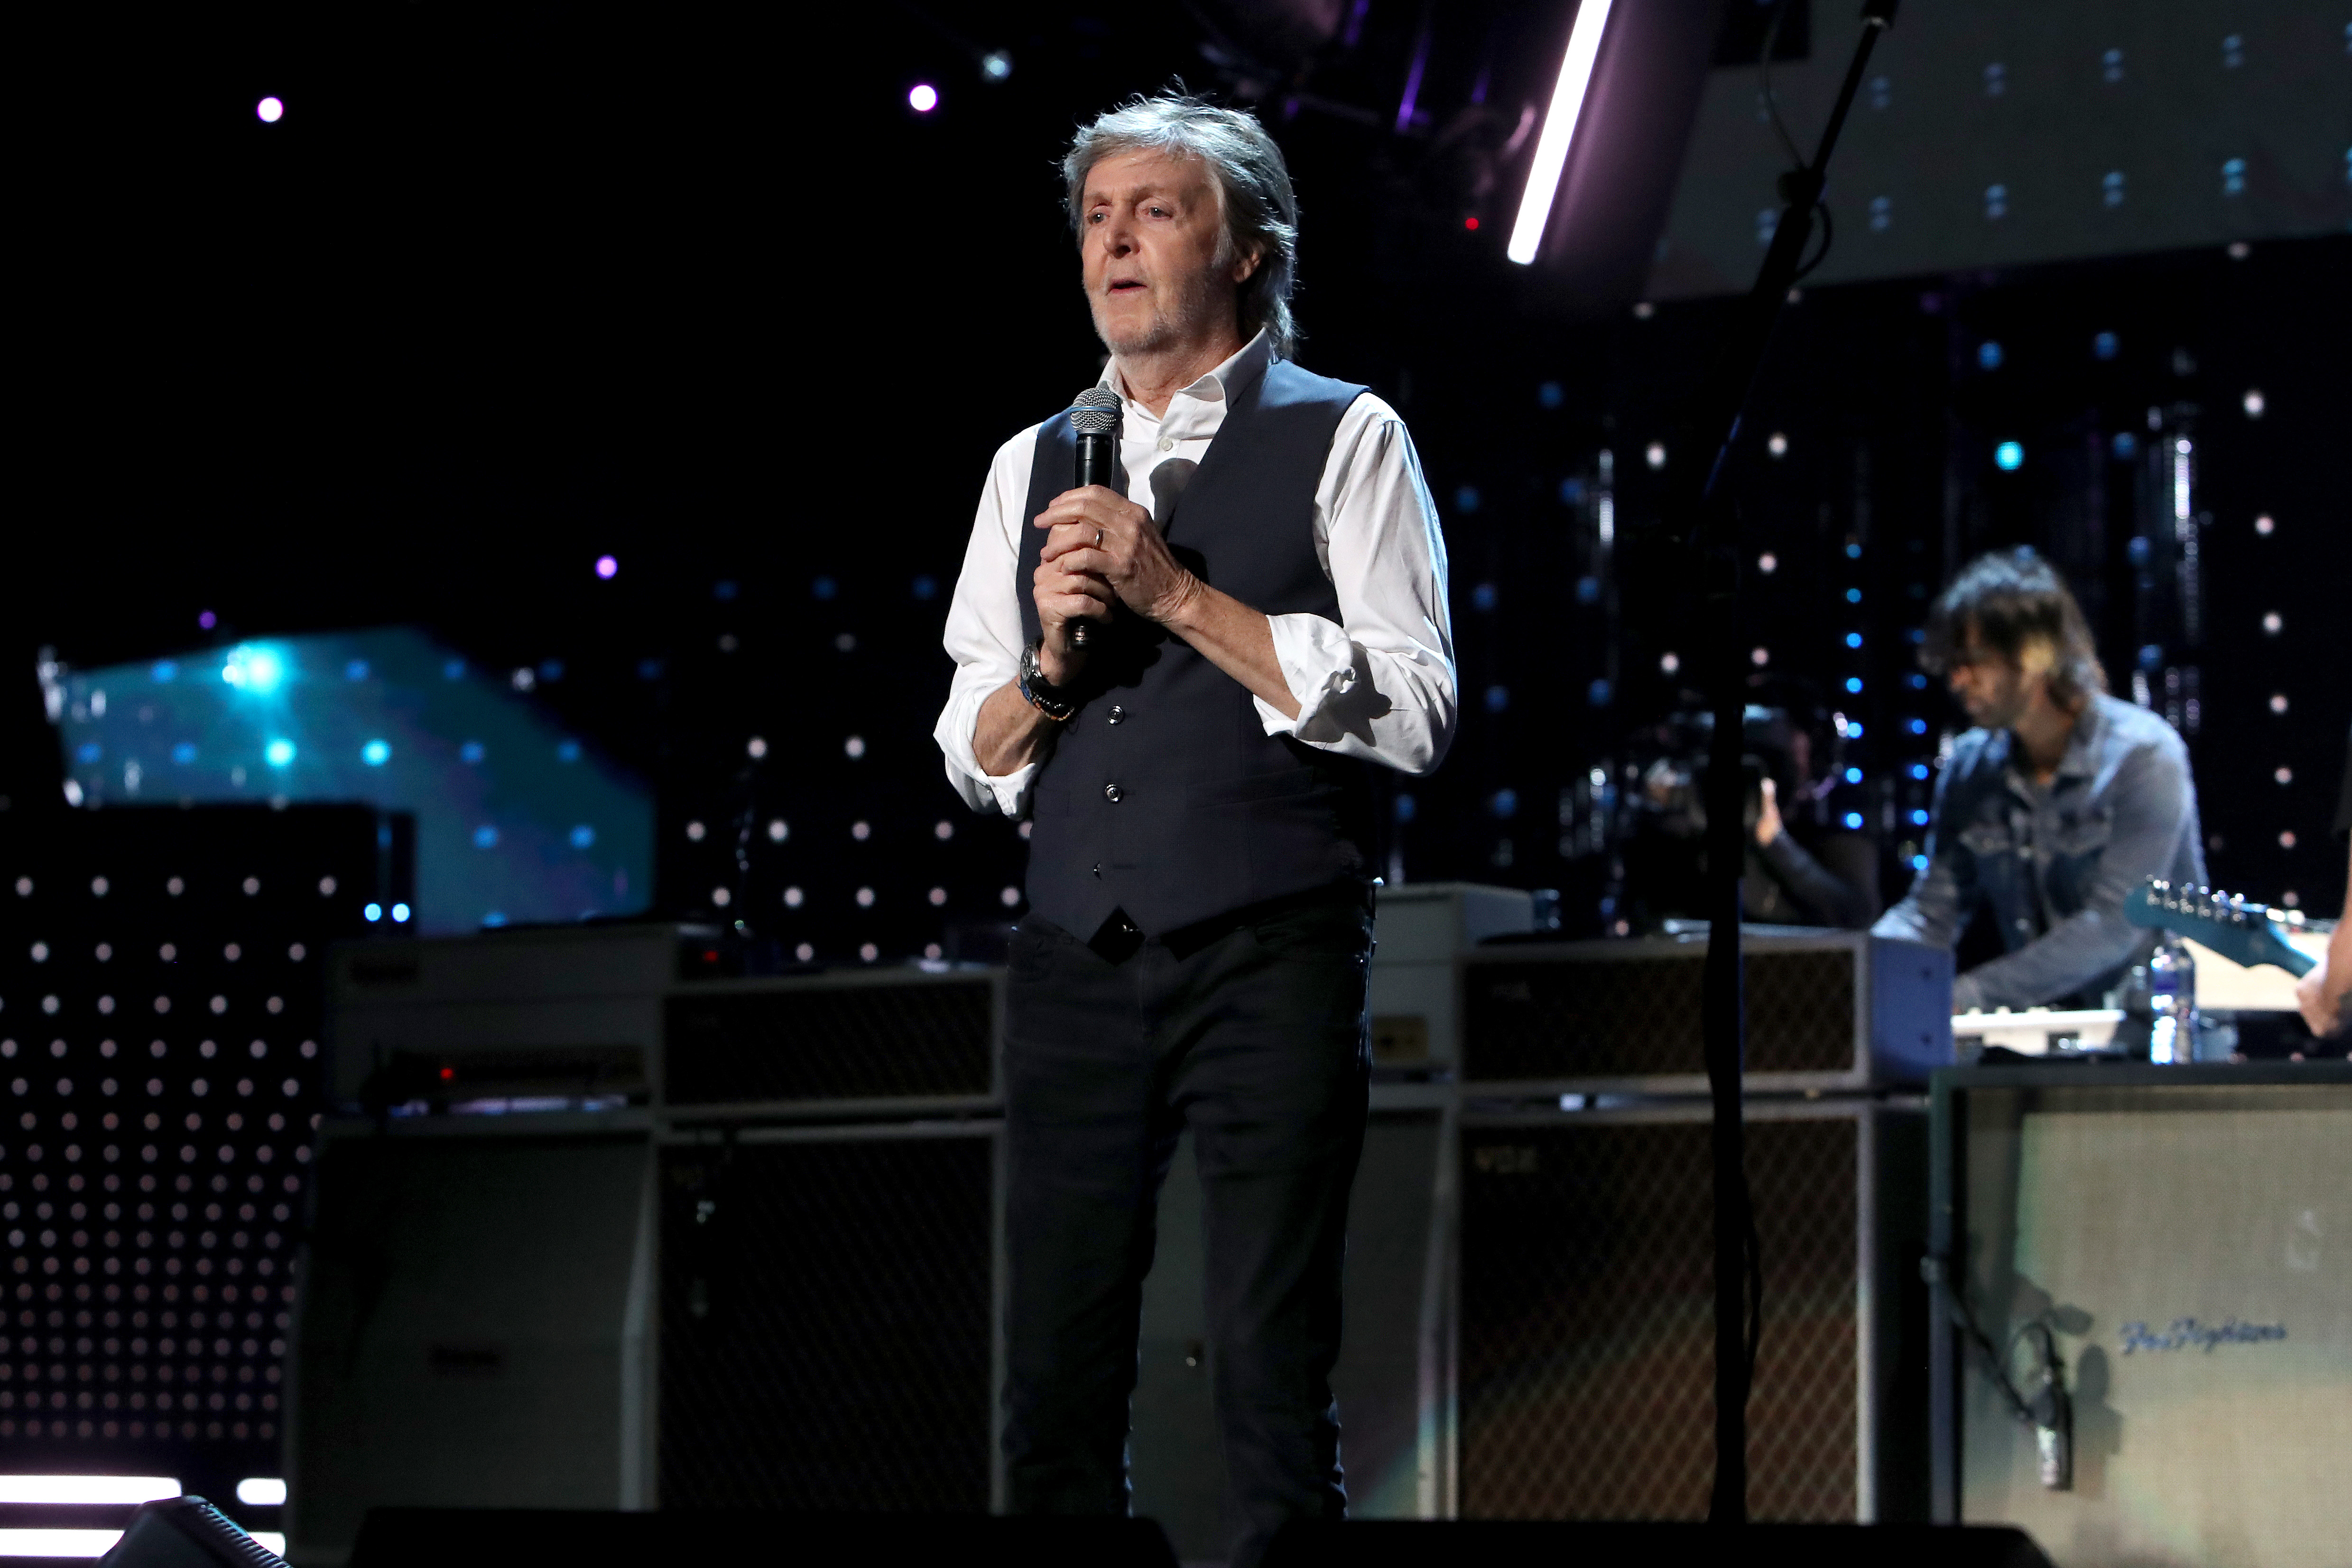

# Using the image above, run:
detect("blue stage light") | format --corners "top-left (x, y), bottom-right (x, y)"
top-left (1472, 583), bottom-right (1499, 611)
top-left (473, 825), bottom-right (500, 849)
top-left (391, 903), bottom-right (411, 923)
top-left (1845, 588), bottom-right (1862, 603)
top-left (223, 646), bottom-right (285, 693)
top-left (171, 742), bottom-right (197, 765)
top-left (1911, 809), bottom-right (1930, 826)
top-left (1454, 485), bottom-right (1482, 514)
top-left (1845, 677), bottom-right (1864, 693)
top-left (264, 740), bottom-right (295, 767)
top-left (1978, 342), bottom-right (2004, 370)
top-left (1846, 721), bottom-right (1865, 737)
top-left (1845, 543), bottom-right (1861, 559)
top-left (1394, 795), bottom-right (1417, 824)
top-left (152, 661), bottom-right (178, 682)
top-left (1910, 764), bottom-right (1930, 780)
top-left (1912, 854), bottom-right (1928, 871)
top-left (570, 825), bottom-right (596, 849)
top-left (361, 740), bottom-right (390, 766)
top-left (1845, 632), bottom-right (1863, 649)
top-left (2094, 331), bottom-right (2119, 360)
top-left (1994, 442), bottom-right (2024, 470)
top-left (1844, 812), bottom-right (1865, 830)
top-left (1491, 789), bottom-right (1519, 819)
top-left (1537, 381), bottom-right (1564, 409)
top-left (1484, 685), bottom-right (1509, 713)
top-left (363, 902), bottom-right (382, 923)
top-left (460, 741), bottom-right (485, 764)
top-left (1845, 767), bottom-right (1863, 784)
top-left (1908, 718), bottom-right (1927, 734)
top-left (1586, 678), bottom-right (1612, 707)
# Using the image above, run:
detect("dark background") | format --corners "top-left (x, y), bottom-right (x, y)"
top-left (9, 0), bottom-right (2348, 960)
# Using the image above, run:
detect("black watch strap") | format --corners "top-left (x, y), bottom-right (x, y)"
top-left (1019, 640), bottom-right (1078, 722)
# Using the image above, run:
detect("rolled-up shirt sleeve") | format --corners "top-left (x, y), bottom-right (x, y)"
top-left (934, 429), bottom-right (1043, 816)
top-left (1257, 396), bottom-right (1457, 775)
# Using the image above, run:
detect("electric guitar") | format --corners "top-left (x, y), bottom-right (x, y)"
top-left (2124, 879), bottom-right (2317, 977)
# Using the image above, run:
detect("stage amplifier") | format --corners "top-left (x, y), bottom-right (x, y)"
top-left (287, 1118), bottom-right (658, 1566)
top-left (1457, 1097), bottom-right (1931, 1523)
top-left (657, 1122), bottom-right (1001, 1513)
top-left (662, 966), bottom-right (1000, 1120)
top-left (1931, 1062), bottom-right (2352, 1568)
top-left (1461, 928), bottom-right (1952, 1095)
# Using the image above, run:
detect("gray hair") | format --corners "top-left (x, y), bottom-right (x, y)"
top-left (1062, 94), bottom-right (1301, 360)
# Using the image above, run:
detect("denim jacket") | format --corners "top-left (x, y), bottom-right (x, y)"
top-left (1873, 694), bottom-right (2205, 1011)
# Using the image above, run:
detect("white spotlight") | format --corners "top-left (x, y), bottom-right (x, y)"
top-left (256, 97), bottom-right (284, 124)
top-left (1507, 0), bottom-right (1618, 266)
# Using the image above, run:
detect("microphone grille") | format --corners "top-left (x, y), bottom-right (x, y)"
top-left (1070, 385), bottom-right (1122, 436)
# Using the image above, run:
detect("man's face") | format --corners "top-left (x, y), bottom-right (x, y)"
top-left (1079, 149), bottom-right (1258, 359)
top-left (1945, 625), bottom-right (2041, 731)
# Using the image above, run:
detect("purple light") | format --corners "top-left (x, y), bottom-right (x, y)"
top-left (908, 84), bottom-right (939, 113)
top-left (198, 610), bottom-right (217, 630)
top-left (256, 96), bottom-right (284, 124)
top-left (595, 554), bottom-right (618, 579)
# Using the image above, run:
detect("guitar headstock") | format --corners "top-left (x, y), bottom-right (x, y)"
top-left (2124, 879), bottom-right (2317, 978)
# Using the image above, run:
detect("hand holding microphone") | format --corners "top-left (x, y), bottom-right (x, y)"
top-left (1059, 387), bottom-right (1121, 652)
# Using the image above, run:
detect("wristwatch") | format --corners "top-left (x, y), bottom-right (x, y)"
top-left (1019, 639), bottom-right (1079, 722)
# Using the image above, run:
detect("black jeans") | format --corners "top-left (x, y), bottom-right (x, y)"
top-left (1002, 888), bottom-right (1373, 1567)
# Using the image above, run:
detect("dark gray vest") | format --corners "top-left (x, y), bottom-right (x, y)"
top-left (1017, 358), bottom-right (1375, 937)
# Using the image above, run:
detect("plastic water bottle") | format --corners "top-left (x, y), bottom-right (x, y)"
top-left (2147, 937), bottom-right (2195, 1064)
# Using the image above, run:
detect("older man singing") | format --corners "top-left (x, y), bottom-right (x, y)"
top-left (933, 95), bottom-right (1455, 1562)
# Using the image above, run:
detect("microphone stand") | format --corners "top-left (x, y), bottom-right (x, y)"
top-left (1667, 0), bottom-right (1901, 1524)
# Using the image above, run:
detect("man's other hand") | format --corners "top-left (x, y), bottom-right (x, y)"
top-left (2295, 953), bottom-right (2348, 1039)
top-left (1037, 484), bottom-right (1202, 631)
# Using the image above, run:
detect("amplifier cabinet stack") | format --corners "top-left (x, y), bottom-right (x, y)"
top-left (296, 944), bottom-right (1009, 1564)
top-left (297, 906), bottom-right (1960, 1559)
top-left (1932, 1063), bottom-right (2352, 1568)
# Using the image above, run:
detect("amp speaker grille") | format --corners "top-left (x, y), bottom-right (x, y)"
top-left (664, 979), bottom-right (994, 1106)
top-left (1465, 950), bottom-right (1857, 1080)
top-left (658, 1132), bottom-right (994, 1510)
top-left (1460, 1114), bottom-right (1860, 1521)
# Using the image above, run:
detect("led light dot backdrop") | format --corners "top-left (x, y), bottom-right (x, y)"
top-left (0, 807), bottom-right (372, 1502)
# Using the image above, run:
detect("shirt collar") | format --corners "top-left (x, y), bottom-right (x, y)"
top-left (1999, 697), bottom-right (2105, 792)
top-left (1102, 328), bottom-right (1274, 439)
top-left (2052, 696), bottom-right (2106, 780)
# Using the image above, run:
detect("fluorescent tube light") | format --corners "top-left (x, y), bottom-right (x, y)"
top-left (1508, 0), bottom-right (1618, 265)
top-left (0, 1477), bottom-right (179, 1506)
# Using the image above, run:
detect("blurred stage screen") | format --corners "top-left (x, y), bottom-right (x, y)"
top-left (1650, 0), bottom-right (2350, 298)
top-left (41, 628), bottom-right (652, 936)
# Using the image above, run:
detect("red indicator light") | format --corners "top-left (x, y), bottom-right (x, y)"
top-left (439, 1066), bottom-right (455, 1080)
top-left (1464, 216), bottom-right (1480, 231)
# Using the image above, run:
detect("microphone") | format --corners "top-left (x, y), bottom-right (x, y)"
top-left (1066, 386), bottom-right (1122, 648)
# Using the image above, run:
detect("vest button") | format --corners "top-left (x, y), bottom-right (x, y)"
top-left (1108, 705), bottom-right (1125, 725)
top-left (1104, 783), bottom-right (1123, 803)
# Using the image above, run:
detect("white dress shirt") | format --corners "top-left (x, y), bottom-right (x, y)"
top-left (934, 330), bottom-right (1457, 816)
